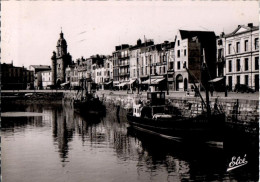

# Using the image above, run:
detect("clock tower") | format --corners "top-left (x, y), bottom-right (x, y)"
top-left (51, 30), bottom-right (72, 86)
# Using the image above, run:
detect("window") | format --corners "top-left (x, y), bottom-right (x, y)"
top-left (255, 57), bottom-right (259, 70)
top-left (244, 58), bottom-right (249, 71)
top-left (237, 76), bottom-right (240, 85)
top-left (163, 55), bottom-right (167, 62)
top-left (177, 61), bottom-right (181, 70)
top-left (169, 62), bottom-right (174, 70)
top-left (218, 49), bottom-right (223, 58)
top-left (228, 76), bottom-right (232, 88)
top-left (245, 75), bottom-right (249, 85)
top-left (177, 50), bottom-right (180, 58)
top-left (228, 60), bottom-right (232, 72)
top-left (244, 40), bottom-right (248, 52)
top-left (255, 38), bottom-right (259, 50)
top-left (184, 49), bottom-right (186, 56)
top-left (236, 42), bottom-right (240, 53)
top-left (163, 66), bottom-right (165, 74)
top-left (228, 44), bottom-right (231, 54)
top-left (236, 59), bottom-right (240, 71)
top-left (178, 40), bottom-right (180, 46)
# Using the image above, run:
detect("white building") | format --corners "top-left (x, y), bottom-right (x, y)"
top-left (217, 23), bottom-right (259, 91)
top-left (41, 70), bottom-right (52, 89)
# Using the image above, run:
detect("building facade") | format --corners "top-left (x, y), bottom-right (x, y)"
top-left (2, 63), bottom-right (34, 90)
top-left (217, 23), bottom-right (259, 91)
top-left (65, 64), bottom-right (79, 88)
top-left (112, 44), bottom-right (130, 87)
top-left (174, 30), bottom-right (217, 91)
top-left (29, 65), bottom-right (51, 89)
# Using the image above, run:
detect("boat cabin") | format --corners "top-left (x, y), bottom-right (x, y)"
top-left (147, 91), bottom-right (165, 106)
top-left (132, 90), bottom-right (167, 118)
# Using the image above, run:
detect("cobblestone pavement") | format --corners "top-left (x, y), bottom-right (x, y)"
top-left (2, 89), bottom-right (259, 100)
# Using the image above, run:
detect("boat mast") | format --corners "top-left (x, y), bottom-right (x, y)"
top-left (202, 48), bottom-right (211, 117)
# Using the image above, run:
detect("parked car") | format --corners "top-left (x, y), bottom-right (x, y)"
top-left (234, 84), bottom-right (255, 93)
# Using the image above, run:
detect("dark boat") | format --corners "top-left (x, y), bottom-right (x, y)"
top-left (127, 90), bottom-right (225, 144)
top-left (73, 92), bottom-right (106, 116)
top-left (73, 78), bottom-right (106, 116)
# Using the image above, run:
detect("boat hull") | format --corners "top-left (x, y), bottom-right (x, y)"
top-left (74, 99), bottom-right (106, 116)
top-left (127, 113), bottom-right (225, 143)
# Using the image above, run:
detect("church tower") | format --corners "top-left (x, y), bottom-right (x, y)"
top-left (51, 30), bottom-right (72, 86)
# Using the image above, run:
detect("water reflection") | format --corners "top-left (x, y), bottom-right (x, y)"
top-left (2, 103), bottom-right (259, 182)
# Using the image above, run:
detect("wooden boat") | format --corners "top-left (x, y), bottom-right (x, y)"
top-left (127, 90), bottom-right (225, 143)
top-left (73, 92), bottom-right (106, 116)
top-left (73, 79), bottom-right (106, 116)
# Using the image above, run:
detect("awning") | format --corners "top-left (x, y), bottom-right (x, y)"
top-left (116, 82), bottom-right (127, 87)
top-left (142, 78), bottom-right (165, 85)
top-left (105, 81), bottom-right (112, 85)
top-left (208, 77), bottom-right (224, 83)
top-left (142, 79), bottom-right (154, 84)
top-left (60, 82), bottom-right (70, 86)
top-left (127, 79), bottom-right (136, 85)
top-left (153, 78), bottom-right (165, 84)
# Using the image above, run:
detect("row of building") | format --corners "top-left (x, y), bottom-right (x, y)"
top-left (2, 23), bottom-right (259, 92)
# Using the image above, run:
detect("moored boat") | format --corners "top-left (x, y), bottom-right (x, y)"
top-left (127, 90), bottom-right (225, 144)
top-left (73, 92), bottom-right (106, 116)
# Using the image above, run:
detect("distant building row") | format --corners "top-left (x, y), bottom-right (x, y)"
top-left (2, 23), bottom-right (258, 92)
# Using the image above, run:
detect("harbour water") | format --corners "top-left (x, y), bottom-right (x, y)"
top-left (2, 103), bottom-right (259, 182)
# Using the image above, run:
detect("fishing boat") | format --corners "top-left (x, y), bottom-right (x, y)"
top-left (73, 92), bottom-right (106, 116)
top-left (73, 79), bottom-right (106, 116)
top-left (127, 89), bottom-right (225, 143)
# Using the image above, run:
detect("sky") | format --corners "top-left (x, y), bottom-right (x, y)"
top-left (2, 1), bottom-right (259, 68)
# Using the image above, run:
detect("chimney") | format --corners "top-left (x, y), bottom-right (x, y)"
top-left (248, 23), bottom-right (253, 28)
top-left (137, 39), bottom-right (142, 46)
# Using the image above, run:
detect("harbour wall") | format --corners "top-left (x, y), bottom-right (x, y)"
top-left (61, 91), bottom-right (259, 124)
top-left (92, 92), bottom-right (259, 134)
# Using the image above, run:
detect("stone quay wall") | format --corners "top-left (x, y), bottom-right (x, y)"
top-left (62, 91), bottom-right (259, 125)
top-left (3, 91), bottom-right (259, 125)
top-left (90, 92), bottom-right (259, 134)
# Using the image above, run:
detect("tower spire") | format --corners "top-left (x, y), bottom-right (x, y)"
top-left (60, 27), bottom-right (63, 38)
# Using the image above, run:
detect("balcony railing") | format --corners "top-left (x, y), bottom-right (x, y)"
top-left (118, 61), bottom-right (130, 66)
top-left (119, 72), bottom-right (130, 76)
